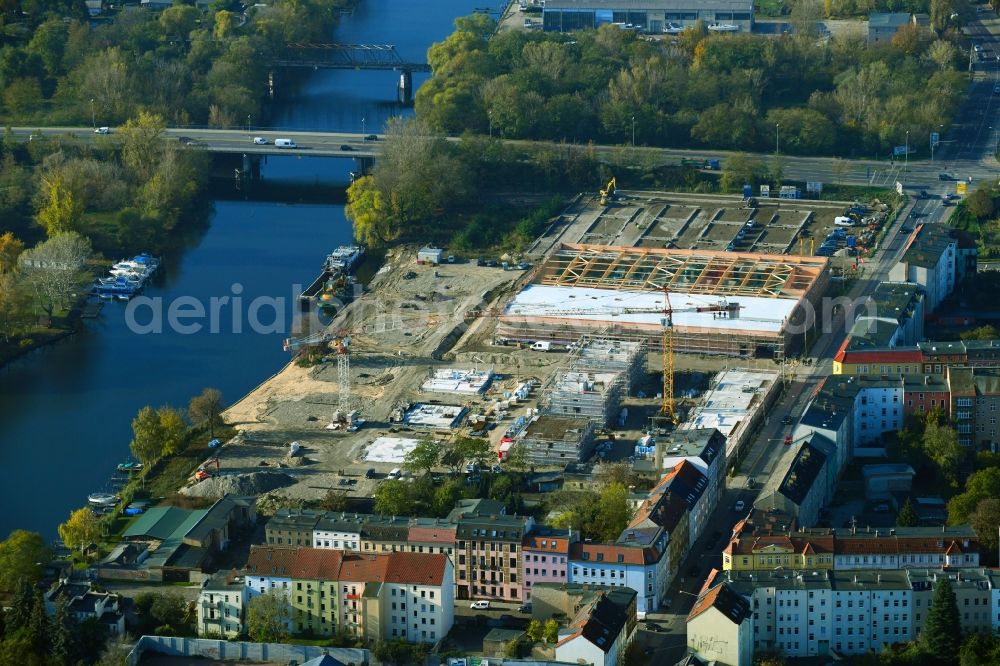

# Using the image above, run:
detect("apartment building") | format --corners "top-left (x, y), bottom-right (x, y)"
top-left (834, 339), bottom-right (1000, 378)
top-left (568, 527), bottom-right (669, 617)
top-left (888, 223), bottom-right (956, 312)
top-left (687, 581), bottom-right (753, 666)
top-left (197, 571), bottom-right (246, 638)
top-left (521, 526), bottom-right (578, 601)
top-left (723, 525), bottom-right (980, 572)
top-left (696, 567), bottom-right (1000, 663)
top-left (244, 546), bottom-right (453, 643)
top-left (449, 499), bottom-right (533, 601)
top-left (657, 428), bottom-right (726, 523)
top-left (555, 587), bottom-right (637, 666)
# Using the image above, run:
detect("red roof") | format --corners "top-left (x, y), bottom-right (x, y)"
top-left (408, 526), bottom-right (456, 544)
top-left (837, 349), bottom-right (923, 364)
top-left (247, 547), bottom-right (448, 586)
top-left (246, 546), bottom-right (299, 577)
top-left (384, 552), bottom-right (448, 586)
top-left (523, 535), bottom-right (572, 553)
top-left (571, 541), bottom-right (656, 566)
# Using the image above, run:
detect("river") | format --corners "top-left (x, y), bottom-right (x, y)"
top-left (0, 0), bottom-right (487, 538)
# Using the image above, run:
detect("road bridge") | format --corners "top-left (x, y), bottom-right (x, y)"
top-left (14, 126), bottom-right (1000, 191)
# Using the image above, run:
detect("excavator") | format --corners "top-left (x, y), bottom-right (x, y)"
top-left (599, 177), bottom-right (617, 205)
top-left (194, 457), bottom-right (220, 482)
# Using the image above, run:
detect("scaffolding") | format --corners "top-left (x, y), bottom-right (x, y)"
top-left (518, 415), bottom-right (597, 467)
top-left (538, 338), bottom-right (647, 426)
top-left (538, 243), bottom-right (827, 298)
top-left (498, 319), bottom-right (785, 359)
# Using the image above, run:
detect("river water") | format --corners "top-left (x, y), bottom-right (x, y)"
top-left (0, 0), bottom-right (486, 538)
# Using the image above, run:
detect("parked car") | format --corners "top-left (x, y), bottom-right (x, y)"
top-left (746, 476), bottom-right (756, 488)
top-left (900, 226), bottom-right (914, 234)
top-left (939, 173), bottom-right (952, 181)
top-left (781, 414), bottom-right (793, 425)
top-left (94, 126), bottom-right (111, 135)
top-left (646, 622), bottom-right (665, 632)
top-left (734, 500), bottom-right (746, 512)
top-left (517, 603), bottom-right (532, 613)
top-left (208, 438), bottom-right (221, 449)
top-left (386, 468), bottom-right (402, 480)
top-left (365, 468), bottom-right (377, 479)
top-left (177, 136), bottom-right (192, 144)
top-left (470, 600), bottom-right (490, 609)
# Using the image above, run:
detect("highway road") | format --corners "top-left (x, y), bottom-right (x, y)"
top-left (12, 112), bottom-right (1000, 188)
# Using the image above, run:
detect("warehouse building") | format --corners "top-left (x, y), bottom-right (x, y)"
top-left (497, 244), bottom-right (830, 359)
top-left (542, 0), bottom-right (755, 34)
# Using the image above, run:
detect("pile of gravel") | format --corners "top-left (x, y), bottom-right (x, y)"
top-left (181, 471), bottom-right (296, 498)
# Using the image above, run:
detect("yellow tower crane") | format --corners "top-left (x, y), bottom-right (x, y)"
top-left (507, 296), bottom-right (742, 423)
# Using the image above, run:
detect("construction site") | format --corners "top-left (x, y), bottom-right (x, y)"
top-left (205, 187), bottom-right (862, 506)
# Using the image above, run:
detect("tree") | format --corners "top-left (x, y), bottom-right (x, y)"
top-left (130, 405), bottom-right (166, 469)
top-left (403, 436), bottom-right (440, 476)
top-left (35, 174), bottom-right (84, 236)
top-left (431, 479), bottom-right (463, 517)
top-left (721, 153), bottom-right (770, 192)
top-left (922, 420), bottom-right (963, 486)
top-left (593, 483), bottom-right (633, 542)
top-left (50, 597), bottom-right (77, 666)
top-left (17, 232), bottom-right (92, 317)
top-left (966, 188), bottom-right (996, 220)
top-left (57, 507), bottom-right (102, 551)
top-left (450, 436), bottom-right (493, 472)
top-left (960, 632), bottom-right (1000, 666)
top-left (968, 498), bottom-right (1000, 558)
top-left (526, 618), bottom-right (543, 642)
top-left (0, 531), bottom-right (50, 591)
top-left (3, 78), bottom-right (43, 116)
top-left (373, 480), bottom-right (412, 516)
top-left (928, 39), bottom-right (959, 70)
top-left (504, 444), bottom-right (529, 473)
top-left (120, 111), bottom-right (166, 184)
top-left (960, 325), bottom-right (999, 340)
top-left (157, 406), bottom-right (188, 456)
top-left (150, 592), bottom-right (186, 629)
top-left (543, 618), bottom-right (559, 643)
top-left (345, 175), bottom-right (398, 247)
top-left (0, 273), bottom-right (32, 343)
top-left (188, 388), bottom-right (224, 437)
top-left (320, 489), bottom-right (349, 513)
top-left (27, 590), bottom-right (48, 652)
top-left (923, 578), bottom-right (961, 656)
top-left (896, 497), bottom-right (919, 527)
top-left (246, 591), bottom-right (290, 643)
top-left (949, 468), bottom-right (1000, 523)
top-left (0, 231), bottom-right (24, 274)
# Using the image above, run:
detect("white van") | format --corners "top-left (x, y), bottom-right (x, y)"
top-left (834, 216), bottom-right (855, 227)
top-left (386, 468), bottom-right (402, 480)
top-left (275, 138), bottom-right (298, 148)
top-left (530, 341), bottom-right (551, 352)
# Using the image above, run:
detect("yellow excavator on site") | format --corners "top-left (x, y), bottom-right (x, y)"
top-left (599, 177), bottom-right (617, 205)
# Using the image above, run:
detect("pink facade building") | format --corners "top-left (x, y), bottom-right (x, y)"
top-left (522, 527), bottom-right (578, 601)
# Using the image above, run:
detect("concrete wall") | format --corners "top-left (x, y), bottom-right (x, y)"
top-left (127, 636), bottom-right (369, 666)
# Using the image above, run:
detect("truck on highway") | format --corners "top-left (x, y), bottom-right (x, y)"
top-left (275, 138), bottom-right (298, 148)
top-left (680, 158), bottom-right (720, 170)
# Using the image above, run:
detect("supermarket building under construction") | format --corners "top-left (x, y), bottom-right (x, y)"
top-left (498, 244), bottom-right (831, 358)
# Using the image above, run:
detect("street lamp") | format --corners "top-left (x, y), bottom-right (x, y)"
top-left (247, 114), bottom-right (251, 133)
top-left (90, 98), bottom-right (95, 129)
top-left (631, 115), bottom-right (635, 147)
top-left (361, 117), bottom-right (366, 137)
top-left (775, 123), bottom-right (780, 155)
top-left (904, 130), bottom-right (909, 184)
top-left (488, 111), bottom-right (493, 139)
